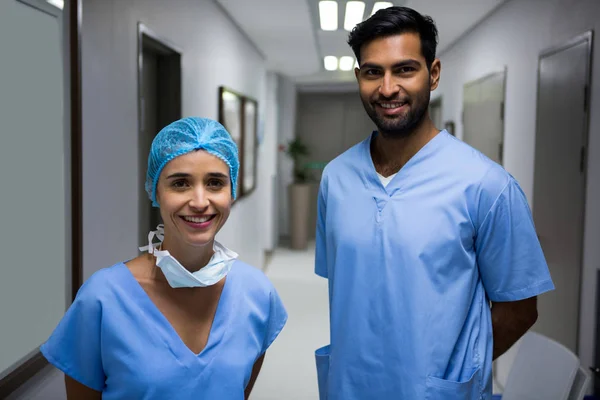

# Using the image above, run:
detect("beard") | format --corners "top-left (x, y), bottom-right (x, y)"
top-left (361, 87), bottom-right (430, 139)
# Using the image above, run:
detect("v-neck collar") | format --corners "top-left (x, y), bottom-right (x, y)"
top-left (118, 262), bottom-right (234, 364)
top-left (362, 130), bottom-right (449, 196)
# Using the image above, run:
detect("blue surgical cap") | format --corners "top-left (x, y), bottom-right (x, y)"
top-left (145, 117), bottom-right (239, 206)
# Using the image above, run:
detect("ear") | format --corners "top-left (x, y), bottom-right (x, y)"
top-left (354, 66), bottom-right (361, 82)
top-left (429, 59), bottom-right (441, 91)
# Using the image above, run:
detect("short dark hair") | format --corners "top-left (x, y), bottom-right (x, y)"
top-left (347, 6), bottom-right (439, 70)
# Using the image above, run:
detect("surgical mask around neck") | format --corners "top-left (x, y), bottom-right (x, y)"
top-left (139, 225), bottom-right (238, 288)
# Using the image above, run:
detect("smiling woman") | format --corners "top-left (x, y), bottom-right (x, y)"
top-left (38, 117), bottom-right (288, 400)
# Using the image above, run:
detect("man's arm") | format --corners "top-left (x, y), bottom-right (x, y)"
top-left (65, 375), bottom-right (102, 400)
top-left (244, 354), bottom-right (265, 399)
top-left (491, 296), bottom-right (538, 360)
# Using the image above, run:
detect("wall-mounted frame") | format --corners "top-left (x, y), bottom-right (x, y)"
top-left (218, 86), bottom-right (244, 199)
top-left (0, 0), bottom-right (82, 397)
top-left (242, 97), bottom-right (259, 196)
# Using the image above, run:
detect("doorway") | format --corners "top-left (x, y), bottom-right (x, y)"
top-left (462, 69), bottom-right (506, 164)
top-left (531, 31), bottom-right (593, 357)
top-left (137, 23), bottom-right (182, 247)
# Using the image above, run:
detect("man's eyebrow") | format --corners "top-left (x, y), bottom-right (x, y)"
top-left (360, 59), bottom-right (421, 69)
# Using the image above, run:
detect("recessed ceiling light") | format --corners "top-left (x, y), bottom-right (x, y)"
top-left (319, 1), bottom-right (338, 31)
top-left (344, 1), bottom-right (366, 31)
top-left (47, 0), bottom-right (64, 9)
top-left (371, 2), bottom-right (393, 16)
top-left (339, 56), bottom-right (355, 71)
top-left (324, 56), bottom-right (338, 71)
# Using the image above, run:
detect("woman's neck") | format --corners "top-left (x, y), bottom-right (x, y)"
top-left (160, 236), bottom-right (215, 273)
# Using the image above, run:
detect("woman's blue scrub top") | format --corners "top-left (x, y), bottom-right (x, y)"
top-left (41, 260), bottom-right (287, 399)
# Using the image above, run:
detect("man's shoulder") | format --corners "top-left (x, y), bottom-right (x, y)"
top-left (443, 133), bottom-right (512, 191)
top-left (322, 137), bottom-right (368, 179)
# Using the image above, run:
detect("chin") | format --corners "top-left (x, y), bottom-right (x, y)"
top-left (185, 236), bottom-right (215, 249)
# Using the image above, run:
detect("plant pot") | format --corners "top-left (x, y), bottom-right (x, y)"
top-left (288, 183), bottom-right (312, 250)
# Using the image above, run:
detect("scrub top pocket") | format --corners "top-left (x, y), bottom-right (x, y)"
top-left (425, 367), bottom-right (481, 400)
top-left (315, 344), bottom-right (331, 400)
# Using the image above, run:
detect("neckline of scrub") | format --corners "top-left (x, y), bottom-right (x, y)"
top-left (116, 261), bottom-right (234, 362)
top-left (362, 129), bottom-right (449, 196)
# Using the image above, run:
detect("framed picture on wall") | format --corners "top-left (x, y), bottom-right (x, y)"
top-left (241, 97), bottom-right (258, 196)
top-left (218, 86), bottom-right (244, 198)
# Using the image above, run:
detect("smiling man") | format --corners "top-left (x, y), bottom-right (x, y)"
top-left (313, 7), bottom-right (554, 400)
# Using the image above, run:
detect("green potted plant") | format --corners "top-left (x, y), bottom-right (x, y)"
top-left (285, 138), bottom-right (312, 250)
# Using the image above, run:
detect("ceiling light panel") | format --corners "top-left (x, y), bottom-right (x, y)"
top-left (344, 1), bottom-right (366, 31)
top-left (319, 1), bottom-right (338, 31)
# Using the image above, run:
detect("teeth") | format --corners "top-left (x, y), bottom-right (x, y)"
top-left (380, 103), bottom-right (404, 109)
top-left (184, 216), bottom-right (211, 223)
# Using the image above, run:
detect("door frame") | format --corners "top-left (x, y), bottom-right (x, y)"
top-left (533, 30), bottom-right (594, 356)
top-left (136, 23), bottom-right (182, 241)
top-left (136, 22), bottom-right (182, 133)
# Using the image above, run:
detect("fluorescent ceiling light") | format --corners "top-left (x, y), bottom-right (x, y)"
top-left (319, 1), bottom-right (338, 31)
top-left (344, 1), bottom-right (366, 31)
top-left (371, 2), bottom-right (393, 16)
top-left (324, 56), bottom-right (338, 71)
top-left (47, 0), bottom-right (64, 9)
top-left (222, 91), bottom-right (238, 102)
top-left (339, 56), bottom-right (355, 71)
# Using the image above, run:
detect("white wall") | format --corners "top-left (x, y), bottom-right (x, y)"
top-left (260, 72), bottom-right (280, 252)
top-left (7, 0), bottom-right (273, 398)
top-left (432, 0), bottom-right (600, 385)
top-left (277, 74), bottom-right (298, 240)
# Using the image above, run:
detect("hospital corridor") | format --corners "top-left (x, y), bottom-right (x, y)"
top-left (1, 0), bottom-right (600, 399)
top-left (251, 243), bottom-right (329, 400)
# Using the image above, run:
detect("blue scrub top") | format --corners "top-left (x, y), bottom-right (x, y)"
top-left (41, 260), bottom-right (287, 399)
top-left (315, 130), bottom-right (554, 400)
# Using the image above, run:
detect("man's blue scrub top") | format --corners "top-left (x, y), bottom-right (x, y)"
top-left (315, 130), bottom-right (554, 400)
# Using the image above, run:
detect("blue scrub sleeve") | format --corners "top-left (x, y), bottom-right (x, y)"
top-left (315, 178), bottom-right (328, 278)
top-left (476, 178), bottom-right (555, 302)
top-left (261, 286), bottom-right (288, 355)
top-left (40, 276), bottom-right (105, 392)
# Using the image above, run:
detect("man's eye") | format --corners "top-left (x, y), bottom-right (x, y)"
top-left (398, 67), bottom-right (415, 73)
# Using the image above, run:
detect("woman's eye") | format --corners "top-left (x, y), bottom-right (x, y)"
top-left (172, 180), bottom-right (189, 189)
top-left (207, 179), bottom-right (225, 189)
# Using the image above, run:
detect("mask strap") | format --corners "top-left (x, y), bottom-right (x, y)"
top-left (138, 224), bottom-right (165, 254)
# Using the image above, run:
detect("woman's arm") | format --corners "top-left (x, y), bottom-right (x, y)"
top-left (65, 375), bottom-right (102, 400)
top-left (244, 354), bottom-right (266, 399)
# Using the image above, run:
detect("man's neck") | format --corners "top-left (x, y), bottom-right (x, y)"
top-left (371, 117), bottom-right (439, 177)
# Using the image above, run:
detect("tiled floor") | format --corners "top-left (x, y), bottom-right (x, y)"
top-left (251, 242), bottom-right (329, 400)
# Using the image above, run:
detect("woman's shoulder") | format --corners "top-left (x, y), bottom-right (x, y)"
top-left (74, 262), bottom-right (130, 303)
